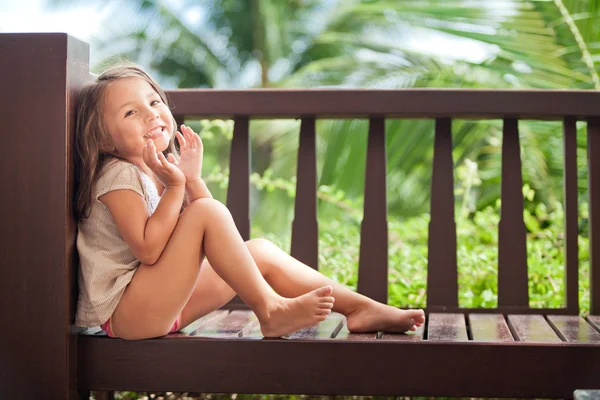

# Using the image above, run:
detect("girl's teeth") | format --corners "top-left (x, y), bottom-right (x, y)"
top-left (145, 128), bottom-right (163, 138)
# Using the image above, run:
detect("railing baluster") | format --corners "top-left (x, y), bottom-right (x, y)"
top-left (588, 117), bottom-right (600, 315)
top-left (226, 117), bottom-right (250, 240)
top-left (357, 118), bottom-right (388, 304)
top-left (427, 118), bottom-right (458, 307)
top-left (564, 117), bottom-right (579, 314)
top-left (498, 118), bottom-right (529, 307)
top-left (291, 117), bottom-right (318, 270)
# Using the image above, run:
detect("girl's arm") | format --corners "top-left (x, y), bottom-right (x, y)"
top-left (101, 140), bottom-right (187, 266)
top-left (100, 183), bottom-right (185, 265)
top-left (186, 179), bottom-right (213, 202)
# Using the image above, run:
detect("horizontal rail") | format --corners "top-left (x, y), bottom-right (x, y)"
top-left (79, 336), bottom-right (600, 397)
top-left (167, 89), bottom-right (600, 119)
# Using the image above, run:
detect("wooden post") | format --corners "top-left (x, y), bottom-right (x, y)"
top-left (0, 33), bottom-right (90, 399)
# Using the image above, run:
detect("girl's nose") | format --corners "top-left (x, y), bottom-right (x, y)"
top-left (145, 110), bottom-right (159, 122)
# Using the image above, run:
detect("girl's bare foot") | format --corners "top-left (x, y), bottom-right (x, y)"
top-left (259, 286), bottom-right (335, 337)
top-left (346, 302), bottom-right (425, 333)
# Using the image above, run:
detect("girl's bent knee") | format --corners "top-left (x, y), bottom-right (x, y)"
top-left (186, 198), bottom-right (231, 218)
top-left (247, 238), bottom-right (276, 252)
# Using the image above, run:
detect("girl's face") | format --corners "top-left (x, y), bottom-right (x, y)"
top-left (103, 77), bottom-right (173, 163)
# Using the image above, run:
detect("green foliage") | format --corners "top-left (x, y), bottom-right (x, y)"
top-left (188, 118), bottom-right (591, 314)
top-left (249, 159), bottom-right (590, 314)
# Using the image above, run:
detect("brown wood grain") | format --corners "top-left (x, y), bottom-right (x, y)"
top-left (380, 323), bottom-right (425, 341)
top-left (468, 314), bottom-right (514, 342)
top-left (507, 315), bottom-right (561, 342)
top-left (587, 315), bottom-right (600, 332)
top-left (290, 117), bottom-right (319, 270)
top-left (167, 89), bottom-right (600, 119)
top-left (357, 117), bottom-right (388, 304)
top-left (427, 313), bottom-right (468, 341)
top-left (174, 310), bottom-right (229, 337)
top-left (287, 312), bottom-right (345, 339)
top-left (1, 33), bottom-right (90, 400)
top-left (563, 117), bottom-right (579, 314)
top-left (191, 310), bottom-right (258, 338)
top-left (547, 315), bottom-right (600, 343)
top-left (427, 118), bottom-right (458, 307)
top-left (498, 119), bottom-right (529, 307)
top-left (589, 118), bottom-right (600, 315)
top-left (331, 323), bottom-right (378, 340)
top-left (227, 117), bottom-right (250, 240)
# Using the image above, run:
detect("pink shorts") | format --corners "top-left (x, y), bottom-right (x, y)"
top-left (101, 314), bottom-right (182, 338)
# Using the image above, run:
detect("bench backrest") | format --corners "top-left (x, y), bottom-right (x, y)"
top-left (168, 91), bottom-right (600, 316)
top-left (1, 32), bottom-right (599, 397)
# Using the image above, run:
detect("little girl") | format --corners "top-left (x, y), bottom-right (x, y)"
top-left (74, 63), bottom-right (425, 340)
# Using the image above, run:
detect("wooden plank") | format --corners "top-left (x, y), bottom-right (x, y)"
top-left (290, 117), bottom-right (318, 270)
top-left (498, 118), bottom-right (529, 307)
top-left (226, 117), bottom-right (250, 240)
top-left (81, 334), bottom-right (600, 397)
top-left (468, 314), bottom-right (514, 342)
top-left (1, 33), bottom-right (90, 400)
top-left (427, 313), bottom-right (468, 341)
top-left (333, 323), bottom-right (378, 340)
top-left (357, 117), bottom-right (388, 304)
top-left (575, 390), bottom-right (600, 400)
top-left (507, 315), bottom-right (561, 342)
top-left (563, 117), bottom-right (579, 313)
top-left (191, 310), bottom-right (257, 338)
top-left (174, 310), bottom-right (229, 337)
top-left (287, 312), bottom-right (345, 339)
top-left (166, 89), bottom-right (600, 120)
top-left (547, 315), bottom-right (600, 343)
top-left (589, 118), bottom-right (600, 314)
top-left (427, 118), bottom-right (458, 307)
top-left (380, 322), bottom-right (425, 341)
top-left (587, 315), bottom-right (600, 331)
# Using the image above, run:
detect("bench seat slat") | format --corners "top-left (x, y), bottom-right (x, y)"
top-left (334, 324), bottom-right (378, 340)
top-left (288, 312), bottom-right (345, 339)
top-left (380, 321), bottom-right (425, 341)
top-left (191, 310), bottom-right (258, 338)
top-left (547, 315), bottom-right (600, 343)
top-left (507, 315), bottom-right (561, 342)
top-left (176, 310), bottom-right (230, 337)
top-left (468, 314), bottom-right (514, 342)
top-left (586, 315), bottom-right (600, 332)
top-left (427, 313), bottom-right (468, 341)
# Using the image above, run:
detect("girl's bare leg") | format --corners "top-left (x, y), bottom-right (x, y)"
top-left (109, 198), bottom-right (333, 340)
top-left (180, 238), bottom-right (425, 333)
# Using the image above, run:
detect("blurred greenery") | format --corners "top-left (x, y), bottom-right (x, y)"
top-left (50, 0), bottom-right (598, 398)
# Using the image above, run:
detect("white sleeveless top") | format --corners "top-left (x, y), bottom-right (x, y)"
top-left (75, 158), bottom-right (160, 327)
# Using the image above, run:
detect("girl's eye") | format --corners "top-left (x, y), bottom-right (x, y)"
top-left (124, 110), bottom-right (134, 117)
top-left (151, 100), bottom-right (161, 106)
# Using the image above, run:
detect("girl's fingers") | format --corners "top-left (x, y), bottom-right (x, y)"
top-left (176, 130), bottom-right (186, 150)
top-left (157, 151), bottom-right (171, 169)
top-left (183, 125), bottom-right (199, 150)
top-left (182, 125), bottom-right (193, 148)
top-left (167, 153), bottom-right (178, 164)
top-left (149, 141), bottom-right (163, 168)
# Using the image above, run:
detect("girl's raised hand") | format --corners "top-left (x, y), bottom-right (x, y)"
top-left (175, 124), bottom-right (204, 182)
top-left (142, 139), bottom-right (186, 188)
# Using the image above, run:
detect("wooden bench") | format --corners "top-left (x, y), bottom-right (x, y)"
top-left (1, 33), bottom-right (599, 399)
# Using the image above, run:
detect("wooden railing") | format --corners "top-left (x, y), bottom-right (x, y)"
top-left (167, 90), bottom-right (600, 315)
